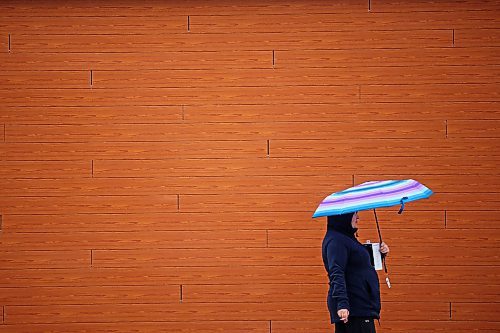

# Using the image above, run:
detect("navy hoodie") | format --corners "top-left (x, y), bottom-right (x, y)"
top-left (321, 213), bottom-right (381, 323)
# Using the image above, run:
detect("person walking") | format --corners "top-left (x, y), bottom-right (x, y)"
top-left (322, 211), bottom-right (390, 333)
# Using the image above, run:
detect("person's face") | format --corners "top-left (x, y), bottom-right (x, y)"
top-left (351, 212), bottom-right (359, 228)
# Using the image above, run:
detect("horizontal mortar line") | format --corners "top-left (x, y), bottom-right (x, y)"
top-left (1, 299), bottom-right (461, 308)
top-left (4, 227), bottom-right (470, 233)
top-left (0, 302), bottom-right (302, 308)
top-left (0, 68), bottom-right (276, 72)
top-left (2, 46), bottom-right (498, 53)
top-left (5, 224), bottom-right (468, 230)
top-left (4, 117), bottom-right (500, 122)
top-left (1, 157), bottom-right (266, 161)
top-left (93, 244), bottom-right (306, 249)
top-left (261, 136), bottom-right (499, 140)
top-left (358, 100), bottom-right (500, 103)
top-left (8, 82), bottom-right (498, 89)
top-left (5, 210), bottom-right (461, 217)
top-left (0, 178), bottom-right (97, 181)
top-left (2, 228), bottom-right (490, 234)
top-left (446, 136), bottom-right (500, 139)
top-left (0, 175), bottom-right (346, 180)
top-left (0, 71), bottom-right (498, 76)
top-left (11, 28), bottom-right (473, 35)
top-left (0, 264), bottom-right (323, 271)
top-left (6, 170), bottom-right (500, 175)
top-left (0, 266), bottom-right (497, 275)
top-left (87, 265), bottom-right (324, 269)
top-left (79, 261), bottom-right (498, 268)
top-left (11, 58), bottom-right (500, 65)
top-left (4, 101), bottom-right (500, 106)
top-left (146, 226), bottom-right (497, 232)
top-left (0, 83), bottom-right (362, 89)
top-left (10, 81), bottom-right (500, 90)
top-left (189, 27), bottom-right (500, 33)
top-left (1, 265), bottom-right (498, 273)
top-left (287, 65), bottom-right (500, 69)
top-left (3, 209), bottom-right (496, 217)
top-left (205, 226), bottom-right (496, 231)
top-left (0, 174), bottom-right (339, 178)
top-left (5, 104), bottom-right (182, 108)
top-left (90, 173), bottom-right (500, 178)
top-left (8, 28), bottom-right (500, 36)
top-left (5, 63), bottom-right (500, 71)
top-left (2, 120), bottom-right (499, 125)
top-left (54, 244), bottom-right (500, 249)
top-left (3, 320), bottom-right (497, 327)
top-left (5, 150), bottom-right (500, 156)
top-left (0, 262), bottom-right (295, 268)
top-left (2, 249), bottom-right (280, 254)
top-left (4, 187), bottom-right (477, 191)
top-left (152, 9), bottom-right (500, 15)
top-left (1, 319), bottom-right (495, 326)
top-left (5, 45), bottom-right (500, 53)
top-left (5, 47), bottom-right (472, 54)
top-left (3, 174), bottom-right (95, 176)
top-left (0, 69), bottom-right (273, 73)
top-left (104, 154), bottom-right (500, 159)
top-left (1, 282), bottom-right (490, 286)
top-left (273, 244), bottom-right (500, 248)
top-left (0, 49), bottom-right (264, 53)
top-left (356, 101), bottom-right (500, 105)
top-left (33, 191), bottom-right (489, 195)
top-left (4, 101), bottom-right (498, 107)
top-left (11, 46), bottom-right (500, 52)
top-left (94, 155), bottom-right (494, 160)
top-left (3, 101), bottom-right (500, 107)
top-left (192, 9), bottom-right (500, 15)
top-left (273, 154), bottom-right (500, 158)
top-left (2, 139), bottom-right (275, 143)
top-left (0, 317), bottom-right (315, 323)
top-left (1, 282), bottom-right (497, 288)
top-left (1, 8), bottom-right (497, 17)
top-left (358, 82), bottom-right (500, 86)
top-left (362, 8), bottom-right (498, 13)
top-left (8, 119), bottom-right (491, 124)
top-left (4, 227), bottom-right (274, 233)
top-left (2, 139), bottom-right (461, 144)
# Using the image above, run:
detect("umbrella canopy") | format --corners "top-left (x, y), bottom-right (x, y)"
top-left (312, 179), bottom-right (433, 218)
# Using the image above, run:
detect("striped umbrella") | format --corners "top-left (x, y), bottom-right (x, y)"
top-left (312, 179), bottom-right (433, 218)
top-left (313, 179), bottom-right (433, 286)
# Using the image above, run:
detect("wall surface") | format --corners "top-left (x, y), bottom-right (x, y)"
top-left (0, 0), bottom-right (499, 332)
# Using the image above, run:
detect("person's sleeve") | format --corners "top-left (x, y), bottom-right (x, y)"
top-left (327, 239), bottom-right (350, 311)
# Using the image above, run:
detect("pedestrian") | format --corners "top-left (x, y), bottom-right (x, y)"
top-left (322, 211), bottom-right (390, 333)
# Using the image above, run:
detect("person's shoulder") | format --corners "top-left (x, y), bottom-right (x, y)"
top-left (326, 230), bottom-right (353, 246)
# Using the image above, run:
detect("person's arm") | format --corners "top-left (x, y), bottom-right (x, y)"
top-left (327, 239), bottom-right (350, 322)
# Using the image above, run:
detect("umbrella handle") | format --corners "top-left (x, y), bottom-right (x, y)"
top-left (373, 209), bottom-right (383, 244)
top-left (373, 209), bottom-right (389, 276)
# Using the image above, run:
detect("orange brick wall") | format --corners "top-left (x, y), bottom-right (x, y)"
top-left (0, 1), bottom-right (499, 332)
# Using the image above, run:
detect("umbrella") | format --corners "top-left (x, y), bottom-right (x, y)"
top-left (312, 179), bottom-right (433, 218)
top-left (312, 179), bottom-right (433, 287)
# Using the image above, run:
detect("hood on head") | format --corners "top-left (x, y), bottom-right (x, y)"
top-left (327, 212), bottom-right (357, 238)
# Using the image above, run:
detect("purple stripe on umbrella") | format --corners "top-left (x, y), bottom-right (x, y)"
top-left (321, 191), bottom-right (418, 210)
top-left (322, 183), bottom-right (421, 206)
top-left (321, 181), bottom-right (421, 205)
top-left (329, 180), bottom-right (413, 199)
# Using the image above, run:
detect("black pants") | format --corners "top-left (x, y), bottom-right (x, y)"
top-left (334, 317), bottom-right (376, 333)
